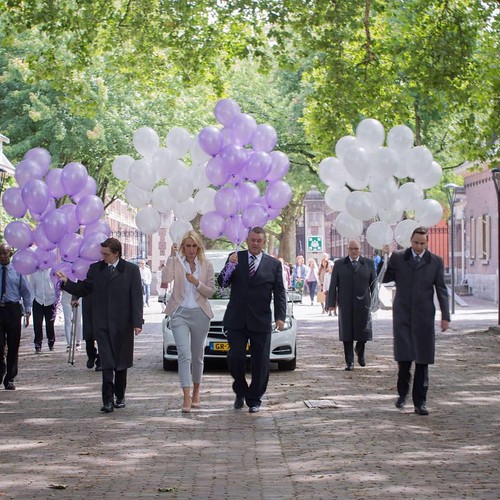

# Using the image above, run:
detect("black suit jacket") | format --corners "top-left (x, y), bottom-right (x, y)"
top-left (218, 250), bottom-right (287, 333)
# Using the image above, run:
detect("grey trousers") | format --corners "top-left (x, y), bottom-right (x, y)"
top-left (170, 307), bottom-right (210, 388)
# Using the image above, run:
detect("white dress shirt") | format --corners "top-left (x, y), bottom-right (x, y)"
top-left (30, 269), bottom-right (55, 306)
top-left (180, 256), bottom-right (200, 309)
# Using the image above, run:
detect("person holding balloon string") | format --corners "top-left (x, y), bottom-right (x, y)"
top-left (162, 231), bottom-right (215, 413)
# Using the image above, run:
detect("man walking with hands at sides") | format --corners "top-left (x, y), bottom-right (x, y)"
top-left (0, 243), bottom-right (32, 390)
top-left (56, 238), bottom-right (143, 413)
top-left (218, 227), bottom-right (287, 413)
top-left (381, 227), bottom-right (450, 416)
top-left (327, 240), bottom-right (376, 371)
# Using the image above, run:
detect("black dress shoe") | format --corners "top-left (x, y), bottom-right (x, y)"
top-left (4, 382), bottom-right (15, 390)
top-left (248, 405), bottom-right (260, 413)
top-left (86, 357), bottom-right (96, 369)
top-left (414, 405), bottom-right (429, 416)
top-left (395, 397), bottom-right (406, 409)
top-left (233, 395), bottom-right (245, 410)
top-left (100, 401), bottom-right (114, 413)
top-left (345, 363), bottom-right (354, 371)
top-left (114, 399), bottom-right (126, 409)
top-left (95, 357), bottom-right (102, 371)
top-left (357, 356), bottom-right (366, 367)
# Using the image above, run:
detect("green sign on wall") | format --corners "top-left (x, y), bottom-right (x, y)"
top-left (307, 236), bottom-right (323, 252)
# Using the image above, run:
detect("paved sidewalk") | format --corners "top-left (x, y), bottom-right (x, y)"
top-left (1, 297), bottom-right (499, 499)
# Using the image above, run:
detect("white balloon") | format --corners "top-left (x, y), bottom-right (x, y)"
top-left (369, 175), bottom-right (398, 211)
top-left (169, 171), bottom-right (194, 203)
top-left (190, 138), bottom-right (212, 166)
top-left (387, 125), bottom-right (414, 153)
top-left (356, 118), bottom-right (385, 152)
top-left (414, 198), bottom-right (443, 227)
top-left (371, 147), bottom-right (399, 177)
top-left (194, 187), bottom-right (216, 214)
top-left (365, 221), bottom-right (393, 249)
top-left (128, 159), bottom-right (157, 192)
top-left (112, 155), bottom-right (134, 181)
top-left (397, 182), bottom-right (424, 211)
top-left (334, 211), bottom-right (363, 239)
top-left (133, 126), bottom-right (160, 158)
top-left (335, 136), bottom-right (359, 161)
top-left (152, 148), bottom-right (178, 180)
top-left (318, 157), bottom-right (348, 188)
top-left (124, 183), bottom-right (151, 208)
top-left (345, 172), bottom-right (368, 190)
top-left (324, 186), bottom-right (350, 212)
top-left (345, 191), bottom-right (377, 221)
top-left (135, 206), bottom-right (161, 235)
top-left (175, 197), bottom-right (197, 221)
top-left (414, 161), bottom-right (443, 189)
top-left (405, 145), bottom-right (433, 179)
top-left (169, 219), bottom-right (193, 243)
top-left (190, 162), bottom-right (210, 190)
top-left (377, 199), bottom-right (405, 224)
top-left (151, 185), bottom-right (176, 214)
top-left (166, 127), bottom-right (192, 159)
top-left (394, 219), bottom-right (419, 247)
top-left (343, 146), bottom-right (369, 181)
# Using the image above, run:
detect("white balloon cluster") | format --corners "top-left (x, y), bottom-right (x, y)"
top-left (112, 126), bottom-right (215, 242)
top-left (320, 119), bottom-right (444, 249)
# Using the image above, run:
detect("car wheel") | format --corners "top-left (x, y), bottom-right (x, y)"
top-left (163, 357), bottom-right (177, 371)
top-left (277, 344), bottom-right (297, 371)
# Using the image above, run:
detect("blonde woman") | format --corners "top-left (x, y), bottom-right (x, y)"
top-left (162, 231), bottom-right (215, 412)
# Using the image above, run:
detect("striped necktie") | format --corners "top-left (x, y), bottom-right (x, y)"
top-left (249, 255), bottom-right (256, 278)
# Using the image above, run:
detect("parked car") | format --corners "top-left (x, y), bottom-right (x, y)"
top-left (162, 250), bottom-right (297, 371)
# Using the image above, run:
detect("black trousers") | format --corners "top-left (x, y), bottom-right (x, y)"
top-left (397, 361), bottom-right (429, 407)
top-left (0, 303), bottom-right (22, 386)
top-left (102, 369), bottom-right (127, 404)
top-left (85, 339), bottom-right (98, 360)
top-left (343, 341), bottom-right (365, 365)
top-left (33, 300), bottom-right (56, 349)
top-left (226, 328), bottom-right (271, 407)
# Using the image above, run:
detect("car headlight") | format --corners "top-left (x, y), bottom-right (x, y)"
top-left (272, 316), bottom-right (293, 332)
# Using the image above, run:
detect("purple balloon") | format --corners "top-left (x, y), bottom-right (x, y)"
top-left (30, 196), bottom-right (56, 222)
top-left (2, 187), bottom-right (27, 218)
top-left (220, 144), bottom-right (246, 176)
top-left (24, 147), bottom-right (51, 176)
top-left (228, 113), bottom-right (257, 147)
top-left (266, 151), bottom-right (290, 183)
top-left (224, 215), bottom-right (247, 245)
top-left (250, 123), bottom-right (278, 153)
top-left (75, 195), bottom-right (104, 226)
top-left (236, 182), bottom-right (260, 211)
top-left (220, 127), bottom-right (238, 149)
top-left (265, 180), bottom-right (293, 210)
top-left (15, 159), bottom-right (45, 187)
top-left (71, 258), bottom-right (93, 280)
top-left (206, 157), bottom-right (231, 187)
top-left (21, 179), bottom-right (50, 215)
top-left (59, 233), bottom-right (84, 262)
top-left (4, 221), bottom-right (34, 250)
top-left (41, 209), bottom-right (69, 243)
top-left (61, 162), bottom-right (88, 196)
top-left (242, 151), bottom-right (272, 182)
top-left (198, 126), bottom-right (223, 156)
top-left (35, 248), bottom-right (57, 270)
top-left (59, 203), bottom-right (81, 234)
top-left (242, 203), bottom-right (268, 229)
top-left (214, 98), bottom-right (241, 126)
top-left (200, 211), bottom-right (226, 240)
top-left (266, 207), bottom-right (281, 221)
top-left (79, 232), bottom-right (107, 261)
top-left (12, 249), bottom-right (39, 275)
top-left (33, 224), bottom-right (57, 251)
top-left (72, 176), bottom-right (97, 204)
top-left (85, 220), bottom-right (111, 237)
top-left (45, 168), bottom-right (66, 199)
top-left (50, 261), bottom-right (72, 286)
top-left (214, 187), bottom-right (240, 218)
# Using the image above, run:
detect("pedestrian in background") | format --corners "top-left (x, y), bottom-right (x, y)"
top-left (318, 253), bottom-right (330, 313)
top-left (322, 261), bottom-right (334, 316)
top-left (0, 243), bottom-right (32, 390)
top-left (305, 258), bottom-right (319, 306)
top-left (57, 238), bottom-right (143, 413)
top-left (381, 226), bottom-right (450, 416)
top-left (327, 240), bottom-right (376, 370)
top-left (29, 268), bottom-right (56, 353)
top-left (139, 260), bottom-right (152, 307)
top-left (162, 230), bottom-right (215, 413)
top-left (292, 255), bottom-right (307, 297)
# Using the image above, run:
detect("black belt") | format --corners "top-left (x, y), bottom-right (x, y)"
top-left (0, 302), bottom-right (19, 308)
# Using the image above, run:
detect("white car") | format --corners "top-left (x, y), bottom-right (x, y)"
top-left (162, 250), bottom-right (297, 371)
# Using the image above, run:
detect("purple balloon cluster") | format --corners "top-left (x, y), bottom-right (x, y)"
top-left (2, 148), bottom-right (110, 281)
top-left (197, 99), bottom-right (293, 245)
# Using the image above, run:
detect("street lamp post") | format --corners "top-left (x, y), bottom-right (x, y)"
top-left (491, 169), bottom-right (500, 325)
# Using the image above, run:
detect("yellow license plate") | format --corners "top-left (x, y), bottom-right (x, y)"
top-left (211, 342), bottom-right (230, 352)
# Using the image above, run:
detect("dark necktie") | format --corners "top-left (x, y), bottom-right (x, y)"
top-left (1, 266), bottom-right (6, 301)
top-left (352, 260), bottom-right (358, 268)
top-left (249, 255), bottom-right (256, 278)
top-left (415, 255), bottom-right (421, 263)
top-left (108, 265), bottom-right (115, 277)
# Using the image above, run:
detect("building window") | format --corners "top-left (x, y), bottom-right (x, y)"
top-left (480, 215), bottom-right (491, 260)
top-left (469, 217), bottom-right (476, 259)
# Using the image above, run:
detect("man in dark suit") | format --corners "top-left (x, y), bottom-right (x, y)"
top-left (57, 238), bottom-right (143, 413)
top-left (218, 227), bottom-right (287, 413)
top-left (327, 240), bottom-right (376, 370)
top-left (382, 226), bottom-right (450, 416)
top-left (0, 243), bottom-right (32, 390)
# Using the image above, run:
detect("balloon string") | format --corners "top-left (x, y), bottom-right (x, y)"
top-left (369, 257), bottom-right (388, 312)
top-left (52, 279), bottom-right (62, 322)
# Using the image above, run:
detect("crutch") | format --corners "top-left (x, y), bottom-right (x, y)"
top-left (67, 303), bottom-right (79, 365)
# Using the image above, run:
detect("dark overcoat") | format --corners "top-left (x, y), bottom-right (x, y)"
top-left (327, 256), bottom-right (376, 342)
top-left (63, 259), bottom-right (143, 370)
top-left (218, 251), bottom-right (287, 333)
top-left (383, 248), bottom-right (450, 364)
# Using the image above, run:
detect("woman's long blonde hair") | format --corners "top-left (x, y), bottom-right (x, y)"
top-left (180, 230), bottom-right (206, 262)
